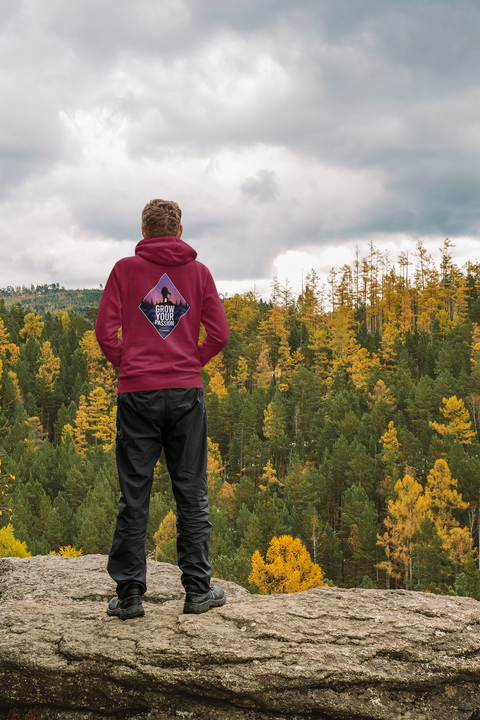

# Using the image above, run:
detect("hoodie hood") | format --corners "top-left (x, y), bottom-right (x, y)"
top-left (135, 236), bottom-right (197, 266)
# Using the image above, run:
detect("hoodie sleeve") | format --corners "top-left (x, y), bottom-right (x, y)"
top-left (95, 265), bottom-right (123, 367)
top-left (198, 270), bottom-right (229, 366)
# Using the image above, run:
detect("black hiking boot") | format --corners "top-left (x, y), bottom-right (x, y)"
top-left (107, 586), bottom-right (145, 620)
top-left (183, 585), bottom-right (226, 614)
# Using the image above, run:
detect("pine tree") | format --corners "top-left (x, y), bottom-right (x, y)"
top-left (412, 515), bottom-right (453, 594)
top-left (343, 483), bottom-right (379, 586)
top-left (317, 523), bottom-right (343, 585)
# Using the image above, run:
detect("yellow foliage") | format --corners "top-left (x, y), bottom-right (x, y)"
top-left (65, 388), bottom-right (116, 457)
top-left (50, 545), bottom-right (83, 557)
top-left (0, 318), bottom-right (20, 364)
top-left (205, 353), bottom-right (227, 399)
top-left (347, 340), bottom-right (373, 387)
top-left (233, 356), bottom-right (249, 390)
top-left (263, 401), bottom-right (286, 442)
top-left (154, 510), bottom-right (177, 560)
top-left (209, 372), bottom-right (228, 399)
top-left (369, 379), bottom-right (396, 410)
top-left (79, 330), bottom-right (104, 378)
top-left (61, 424), bottom-right (75, 443)
top-left (59, 311), bottom-right (71, 333)
top-left (275, 338), bottom-right (295, 392)
top-left (435, 308), bottom-right (452, 337)
top-left (429, 396), bottom-right (476, 444)
top-left (377, 473), bottom-right (430, 581)
top-left (19, 313), bottom-right (44, 340)
top-left (379, 458), bottom-right (472, 580)
top-left (381, 421), bottom-right (400, 454)
top-left (380, 323), bottom-right (398, 371)
top-left (254, 342), bottom-right (273, 388)
top-left (329, 307), bottom-right (355, 371)
top-left (36, 341), bottom-right (61, 390)
top-left (258, 460), bottom-right (284, 491)
top-left (222, 292), bottom-right (260, 339)
top-left (425, 459), bottom-right (468, 542)
top-left (444, 526), bottom-right (471, 570)
top-left (0, 524), bottom-right (31, 558)
top-left (249, 535), bottom-right (324, 594)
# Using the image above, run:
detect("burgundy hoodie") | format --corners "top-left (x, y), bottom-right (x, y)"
top-left (95, 236), bottom-right (229, 392)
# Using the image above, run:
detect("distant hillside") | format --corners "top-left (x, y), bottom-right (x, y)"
top-left (0, 284), bottom-right (103, 317)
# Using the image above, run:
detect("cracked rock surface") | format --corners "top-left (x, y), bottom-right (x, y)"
top-left (2, 556), bottom-right (480, 720)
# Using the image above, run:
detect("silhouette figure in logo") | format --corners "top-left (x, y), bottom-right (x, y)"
top-left (161, 286), bottom-right (171, 303)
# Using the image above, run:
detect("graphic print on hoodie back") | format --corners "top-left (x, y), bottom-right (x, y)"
top-left (139, 272), bottom-right (190, 339)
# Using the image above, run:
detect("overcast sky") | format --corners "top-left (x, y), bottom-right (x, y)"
top-left (1, 0), bottom-right (479, 298)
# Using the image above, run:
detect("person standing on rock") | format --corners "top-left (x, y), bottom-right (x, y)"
top-left (95, 198), bottom-right (229, 619)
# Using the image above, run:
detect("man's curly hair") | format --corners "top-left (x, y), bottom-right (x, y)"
top-left (141, 199), bottom-right (182, 238)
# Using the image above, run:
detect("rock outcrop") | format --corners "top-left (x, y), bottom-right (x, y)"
top-left (2, 555), bottom-right (480, 720)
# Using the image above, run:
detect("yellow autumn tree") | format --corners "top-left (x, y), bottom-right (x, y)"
top-left (329, 307), bottom-right (355, 372)
top-left (59, 310), bottom-right (71, 333)
top-left (154, 510), bottom-right (177, 564)
top-left (258, 460), bottom-right (284, 491)
top-left (205, 353), bottom-right (227, 399)
top-left (0, 524), bottom-right (31, 558)
top-left (36, 341), bottom-right (61, 390)
top-left (369, 379), bottom-right (396, 410)
top-left (347, 339), bottom-right (379, 387)
top-left (67, 395), bottom-right (89, 458)
top-left (254, 341), bottom-right (273, 388)
top-left (233, 356), bottom-right (249, 392)
top-left (19, 313), bottom-right (44, 340)
top-left (424, 458), bottom-right (470, 566)
top-left (249, 535), bottom-right (324, 594)
top-left (377, 473), bottom-right (430, 583)
top-left (429, 396), bottom-right (476, 444)
top-left (223, 292), bottom-right (260, 339)
top-left (79, 330), bottom-right (104, 379)
top-left (86, 386), bottom-right (116, 452)
top-left (0, 318), bottom-right (20, 364)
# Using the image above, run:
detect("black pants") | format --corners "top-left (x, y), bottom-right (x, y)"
top-left (107, 387), bottom-right (211, 599)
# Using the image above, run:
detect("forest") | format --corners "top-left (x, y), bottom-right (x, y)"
top-left (2, 238), bottom-right (480, 598)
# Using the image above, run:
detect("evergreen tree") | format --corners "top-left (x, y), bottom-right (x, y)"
top-left (412, 515), bottom-right (453, 594)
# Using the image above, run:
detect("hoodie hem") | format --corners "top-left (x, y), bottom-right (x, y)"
top-left (118, 373), bottom-right (203, 393)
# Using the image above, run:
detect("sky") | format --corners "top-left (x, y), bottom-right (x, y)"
top-left (1, 0), bottom-right (479, 299)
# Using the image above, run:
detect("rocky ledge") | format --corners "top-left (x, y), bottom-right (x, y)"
top-left (1, 556), bottom-right (480, 720)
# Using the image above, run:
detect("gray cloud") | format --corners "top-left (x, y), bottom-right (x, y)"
top-left (0, 0), bottom-right (479, 288)
top-left (241, 170), bottom-right (279, 203)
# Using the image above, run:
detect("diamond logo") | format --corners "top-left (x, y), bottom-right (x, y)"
top-left (139, 273), bottom-right (190, 339)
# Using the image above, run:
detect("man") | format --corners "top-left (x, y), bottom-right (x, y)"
top-left (95, 199), bottom-right (229, 619)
